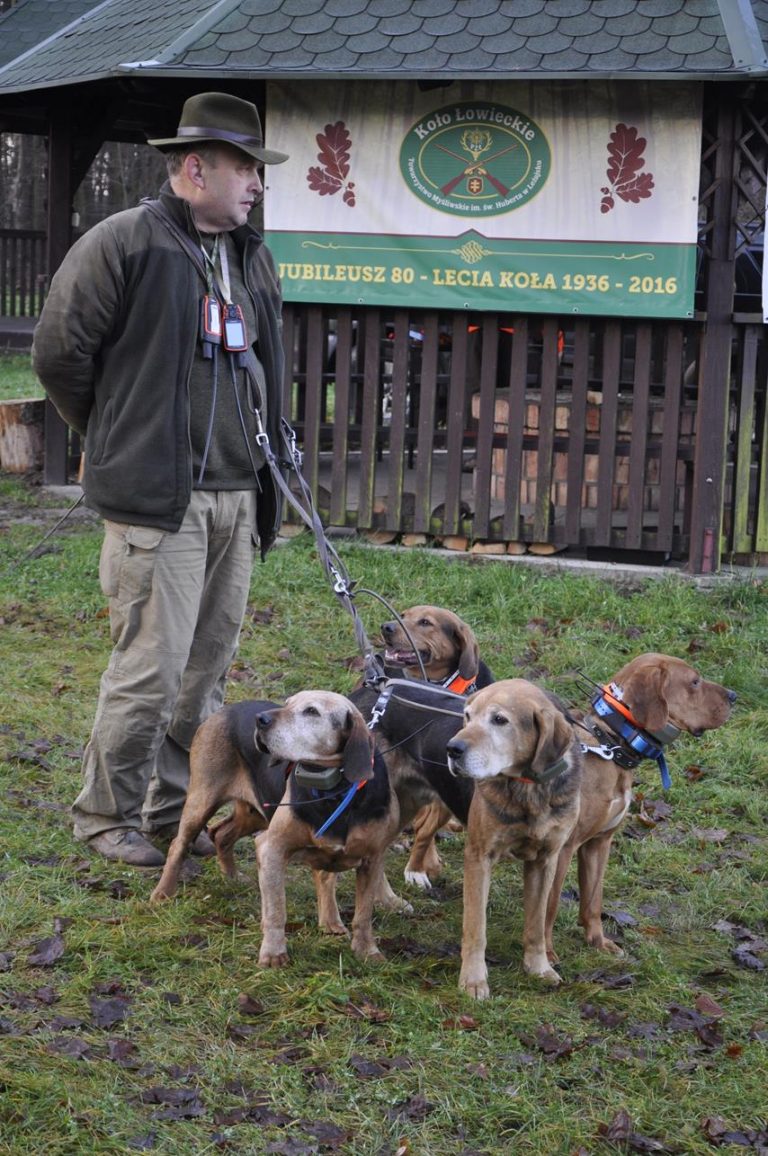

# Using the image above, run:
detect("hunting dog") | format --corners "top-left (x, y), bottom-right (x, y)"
top-left (447, 654), bottom-right (736, 998)
top-left (446, 679), bottom-right (583, 994)
top-left (364, 604), bottom-right (494, 889)
top-left (150, 691), bottom-right (401, 964)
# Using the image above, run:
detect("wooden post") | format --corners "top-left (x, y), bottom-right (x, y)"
top-left (688, 96), bottom-right (738, 573)
top-left (42, 108), bottom-right (74, 484)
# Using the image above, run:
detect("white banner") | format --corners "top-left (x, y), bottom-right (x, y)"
top-left (264, 79), bottom-right (702, 317)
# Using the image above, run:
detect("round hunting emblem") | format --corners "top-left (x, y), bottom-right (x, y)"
top-left (400, 101), bottom-right (551, 218)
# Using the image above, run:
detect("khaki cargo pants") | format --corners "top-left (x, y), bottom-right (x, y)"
top-left (72, 489), bottom-right (259, 842)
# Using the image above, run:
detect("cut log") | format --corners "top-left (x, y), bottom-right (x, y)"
top-left (0, 399), bottom-right (45, 473)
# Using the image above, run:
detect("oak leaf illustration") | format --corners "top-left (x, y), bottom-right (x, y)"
top-left (600, 123), bottom-right (654, 213)
top-left (307, 121), bottom-right (356, 207)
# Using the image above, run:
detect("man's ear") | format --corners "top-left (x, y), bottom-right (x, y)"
top-left (183, 152), bottom-right (207, 188)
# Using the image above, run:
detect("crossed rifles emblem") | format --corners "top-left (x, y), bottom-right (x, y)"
top-left (436, 129), bottom-right (519, 197)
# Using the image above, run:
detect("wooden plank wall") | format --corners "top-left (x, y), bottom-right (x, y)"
top-left (282, 304), bottom-right (720, 560)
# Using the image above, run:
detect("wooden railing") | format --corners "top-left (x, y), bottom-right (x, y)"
top-left (6, 296), bottom-right (765, 569)
top-left (284, 304), bottom-right (711, 562)
top-left (0, 229), bottom-right (47, 316)
top-left (728, 321), bottom-right (768, 556)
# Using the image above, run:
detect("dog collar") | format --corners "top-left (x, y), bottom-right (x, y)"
top-left (590, 688), bottom-right (674, 788)
top-left (442, 671), bottom-right (477, 695)
top-left (516, 753), bottom-right (571, 786)
top-left (293, 760), bottom-right (344, 792)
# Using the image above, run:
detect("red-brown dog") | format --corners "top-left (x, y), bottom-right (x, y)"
top-left (448, 654), bottom-right (736, 998)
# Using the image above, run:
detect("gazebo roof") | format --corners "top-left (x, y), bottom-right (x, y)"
top-left (0, 0), bottom-right (766, 94)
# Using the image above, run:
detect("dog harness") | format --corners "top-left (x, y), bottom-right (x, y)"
top-left (261, 760), bottom-right (369, 839)
top-left (581, 683), bottom-right (681, 789)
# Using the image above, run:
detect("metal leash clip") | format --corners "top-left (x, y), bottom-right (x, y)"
top-left (580, 741), bottom-right (618, 761)
top-left (280, 417), bottom-right (303, 470)
top-left (252, 406), bottom-right (269, 447)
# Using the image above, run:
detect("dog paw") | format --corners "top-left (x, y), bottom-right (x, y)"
top-left (355, 947), bottom-right (385, 964)
top-left (377, 892), bottom-right (414, 915)
top-left (460, 980), bottom-right (491, 1000)
top-left (351, 936), bottom-right (384, 962)
top-left (258, 950), bottom-right (289, 968)
top-left (404, 870), bottom-right (433, 890)
top-left (596, 937), bottom-right (625, 957)
top-left (525, 961), bottom-right (562, 985)
top-left (459, 972), bottom-right (490, 1000)
top-left (320, 921), bottom-right (349, 937)
top-left (149, 884), bottom-right (172, 903)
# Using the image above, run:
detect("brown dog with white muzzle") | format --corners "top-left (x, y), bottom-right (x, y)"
top-left (447, 678), bottom-right (583, 997)
top-left (151, 691), bottom-right (401, 965)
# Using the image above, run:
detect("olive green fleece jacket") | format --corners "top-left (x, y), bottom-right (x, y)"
top-left (32, 184), bottom-right (285, 555)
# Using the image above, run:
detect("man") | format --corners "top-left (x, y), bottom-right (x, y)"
top-left (32, 92), bottom-right (289, 866)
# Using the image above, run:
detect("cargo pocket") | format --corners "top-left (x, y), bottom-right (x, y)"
top-left (100, 521), bottom-right (165, 604)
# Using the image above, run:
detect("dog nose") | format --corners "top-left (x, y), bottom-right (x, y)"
top-left (381, 621), bottom-right (396, 640)
top-left (727, 689), bottom-right (737, 704)
top-left (446, 738), bottom-right (467, 759)
top-left (256, 711), bottom-right (273, 728)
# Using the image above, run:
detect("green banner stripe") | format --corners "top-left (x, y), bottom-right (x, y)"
top-left (267, 232), bottom-right (696, 318)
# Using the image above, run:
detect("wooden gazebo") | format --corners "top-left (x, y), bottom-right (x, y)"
top-left (1, 0), bottom-right (766, 572)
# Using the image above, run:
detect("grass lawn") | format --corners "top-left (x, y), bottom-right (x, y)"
top-left (1, 472), bottom-right (767, 1155)
top-left (0, 350), bottom-right (43, 401)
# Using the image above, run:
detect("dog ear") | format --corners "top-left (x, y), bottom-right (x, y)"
top-left (625, 665), bottom-right (669, 734)
top-left (341, 705), bottom-right (375, 783)
top-left (454, 620), bottom-right (480, 681)
top-left (531, 703), bottom-right (573, 777)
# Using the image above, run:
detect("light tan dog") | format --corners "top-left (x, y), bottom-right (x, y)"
top-left (446, 679), bottom-right (583, 996)
top-left (151, 691), bottom-right (401, 965)
top-left (447, 655), bottom-right (736, 999)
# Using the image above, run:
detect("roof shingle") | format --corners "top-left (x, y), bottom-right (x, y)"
top-left (0, 0), bottom-right (765, 93)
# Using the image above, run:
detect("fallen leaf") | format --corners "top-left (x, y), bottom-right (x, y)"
top-left (28, 934), bottom-right (65, 967)
top-left (237, 993), bottom-right (264, 1017)
top-left (694, 993), bottom-right (725, 1017)
top-left (302, 1119), bottom-right (349, 1147)
top-left (349, 1054), bottom-right (387, 1079)
top-left (336, 997), bottom-right (391, 1022)
top-left (139, 1086), bottom-right (205, 1121)
top-left (525, 1024), bottom-right (574, 1059)
top-left (107, 1038), bottom-right (141, 1066)
top-left (46, 1036), bottom-right (91, 1060)
top-left (90, 995), bottom-right (131, 1028)
top-left (387, 1094), bottom-right (435, 1122)
top-left (598, 1108), bottom-right (670, 1151)
top-left (580, 1003), bottom-right (626, 1029)
top-left (731, 947), bottom-right (765, 971)
top-left (442, 1014), bottom-right (480, 1031)
top-left (126, 1131), bottom-right (157, 1150)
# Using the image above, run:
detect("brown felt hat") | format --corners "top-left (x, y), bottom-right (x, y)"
top-left (148, 91), bottom-right (288, 164)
